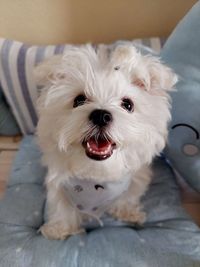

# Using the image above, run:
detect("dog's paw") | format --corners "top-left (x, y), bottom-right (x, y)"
top-left (39, 222), bottom-right (85, 240)
top-left (109, 204), bottom-right (146, 225)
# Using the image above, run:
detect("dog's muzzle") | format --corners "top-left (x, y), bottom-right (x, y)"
top-left (82, 110), bottom-right (116, 160)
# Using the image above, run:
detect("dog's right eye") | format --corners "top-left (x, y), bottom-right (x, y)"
top-left (73, 94), bottom-right (87, 108)
top-left (121, 98), bottom-right (134, 113)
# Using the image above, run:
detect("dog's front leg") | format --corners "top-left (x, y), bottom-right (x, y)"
top-left (108, 183), bottom-right (146, 225)
top-left (108, 167), bottom-right (151, 224)
top-left (108, 197), bottom-right (146, 225)
top-left (40, 179), bottom-right (83, 240)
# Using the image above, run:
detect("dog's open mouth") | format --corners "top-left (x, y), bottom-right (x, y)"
top-left (82, 136), bottom-right (116, 161)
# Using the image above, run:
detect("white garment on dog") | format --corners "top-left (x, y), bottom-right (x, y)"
top-left (63, 176), bottom-right (131, 223)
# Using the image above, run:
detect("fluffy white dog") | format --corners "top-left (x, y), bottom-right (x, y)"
top-left (34, 44), bottom-right (177, 240)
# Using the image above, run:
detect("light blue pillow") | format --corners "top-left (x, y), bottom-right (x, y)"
top-left (161, 2), bottom-right (200, 192)
top-left (0, 136), bottom-right (200, 266)
top-left (0, 88), bottom-right (20, 136)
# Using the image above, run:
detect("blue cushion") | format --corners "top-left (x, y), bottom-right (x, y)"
top-left (0, 136), bottom-right (199, 266)
top-left (0, 89), bottom-right (20, 136)
top-left (161, 2), bottom-right (200, 192)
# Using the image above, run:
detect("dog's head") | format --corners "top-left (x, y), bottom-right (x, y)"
top-left (35, 45), bottom-right (177, 180)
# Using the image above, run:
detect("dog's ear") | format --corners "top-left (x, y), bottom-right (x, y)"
top-left (111, 46), bottom-right (178, 95)
top-left (34, 55), bottom-right (64, 87)
top-left (131, 56), bottom-right (178, 95)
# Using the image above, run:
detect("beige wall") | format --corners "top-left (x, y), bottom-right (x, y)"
top-left (0, 0), bottom-right (197, 45)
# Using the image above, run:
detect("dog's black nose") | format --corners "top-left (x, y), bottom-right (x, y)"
top-left (89, 109), bottom-right (113, 127)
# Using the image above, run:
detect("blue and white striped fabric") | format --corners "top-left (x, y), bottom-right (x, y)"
top-left (0, 38), bottom-right (164, 134)
top-left (0, 39), bottom-right (74, 134)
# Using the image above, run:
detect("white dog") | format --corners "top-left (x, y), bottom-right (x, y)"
top-left (34, 44), bottom-right (177, 240)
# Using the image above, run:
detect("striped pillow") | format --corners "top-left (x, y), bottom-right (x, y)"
top-left (0, 38), bottom-right (165, 134)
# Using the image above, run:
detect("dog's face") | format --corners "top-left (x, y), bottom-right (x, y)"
top-left (35, 45), bottom-right (177, 180)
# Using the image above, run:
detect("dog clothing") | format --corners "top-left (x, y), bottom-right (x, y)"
top-left (63, 175), bottom-right (131, 224)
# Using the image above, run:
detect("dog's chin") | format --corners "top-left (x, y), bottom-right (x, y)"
top-left (82, 136), bottom-right (116, 161)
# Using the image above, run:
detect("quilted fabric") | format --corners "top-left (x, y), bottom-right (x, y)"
top-left (0, 136), bottom-right (200, 267)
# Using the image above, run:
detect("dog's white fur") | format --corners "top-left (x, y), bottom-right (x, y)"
top-left (34, 44), bottom-right (177, 239)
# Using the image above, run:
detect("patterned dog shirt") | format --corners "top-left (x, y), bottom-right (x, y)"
top-left (63, 175), bottom-right (132, 224)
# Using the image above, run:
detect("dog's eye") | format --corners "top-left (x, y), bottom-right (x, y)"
top-left (73, 94), bottom-right (87, 108)
top-left (121, 98), bottom-right (134, 112)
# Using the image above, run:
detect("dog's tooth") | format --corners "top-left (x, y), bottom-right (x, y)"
top-left (87, 142), bottom-right (91, 149)
top-left (86, 143), bottom-right (113, 156)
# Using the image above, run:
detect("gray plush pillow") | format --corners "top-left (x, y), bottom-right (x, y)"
top-left (0, 88), bottom-right (20, 136)
top-left (161, 2), bottom-right (200, 192)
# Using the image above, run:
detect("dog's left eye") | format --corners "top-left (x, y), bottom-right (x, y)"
top-left (121, 98), bottom-right (134, 112)
top-left (73, 94), bottom-right (87, 108)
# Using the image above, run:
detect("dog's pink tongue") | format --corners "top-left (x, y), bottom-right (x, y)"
top-left (88, 138), bottom-right (111, 152)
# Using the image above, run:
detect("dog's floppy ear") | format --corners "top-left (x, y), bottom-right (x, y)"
top-left (34, 55), bottom-right (64, 87)
top-left (131, 55), bottom-right (178, 95)
top-left (111, 46), bottom-right (178, 95)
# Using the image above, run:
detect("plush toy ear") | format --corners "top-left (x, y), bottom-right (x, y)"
top-left (111, 45), bottom-right (178, 95)
top-left (34, 55), bottom-right (64, 87)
